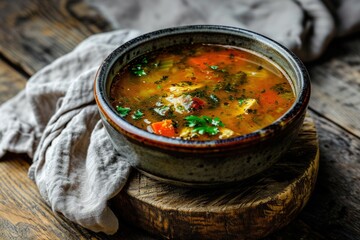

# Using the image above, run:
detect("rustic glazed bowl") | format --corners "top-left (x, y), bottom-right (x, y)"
top-left (94, 25), bottom-right (310, 187)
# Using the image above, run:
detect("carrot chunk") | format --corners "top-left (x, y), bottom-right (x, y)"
top-left (259, 89), bottom-right (279, 105)
top-left (187, 50), bottom-right (246, 71)
top-left (151, 119), bottom-right (176, 137)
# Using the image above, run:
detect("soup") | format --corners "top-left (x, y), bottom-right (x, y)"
top-left (110, 44), bottom-right (295, 141)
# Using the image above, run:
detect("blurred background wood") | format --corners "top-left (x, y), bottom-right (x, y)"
top-left (0, 0), bottom-right (110, 76)
top-left (0, 0), bottom-right (359, 239)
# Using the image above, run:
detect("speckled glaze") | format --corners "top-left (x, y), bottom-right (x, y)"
top-left (94, 25), bottom-right (311, 187)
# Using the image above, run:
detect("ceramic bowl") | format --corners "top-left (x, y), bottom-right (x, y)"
top-left (94, 25), bottom-right (310, 187)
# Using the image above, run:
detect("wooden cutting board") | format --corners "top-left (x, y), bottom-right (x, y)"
top-left (113, 114), bottom-right (319, 240)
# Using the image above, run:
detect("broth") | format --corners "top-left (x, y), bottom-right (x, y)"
top-left (110, 44), bottom-right (295, 141)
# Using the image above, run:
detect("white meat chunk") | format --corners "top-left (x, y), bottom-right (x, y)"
top-left (165, 94), bottom-right (193, 114)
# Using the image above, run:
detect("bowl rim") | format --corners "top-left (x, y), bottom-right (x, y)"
top-left (94, 25), bottom-right (310, 152)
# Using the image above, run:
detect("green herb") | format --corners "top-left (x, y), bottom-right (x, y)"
top-left (221, 71), bottom-right (247, 92)
top-left (271, 83), bottom-right (291, 95)
top-left (190, 89), bottom-right (207, 98)
top-left (230, 71), bottom-right (247, 85)
top-left (131, 57), bottom-right (149, 76)
top-left (176, 105), bottom-right (185, 112)
top-left (154, 75), bottom-right (169, 84)
top-left (210, 65), bottom-right (227, 73)
top-left (185, 115), bottom-right (224, 136)
top-left (141, 57), bottom-right (148, 64)
top-left (116, 106), bottom-right (131, 117)
top-left (211, 117), bottom-right (224, 127)
top-left (132, 109), bottom-right (144, 120)
top-left (131, 64), bottom-right (147, 76)
top-left (238, 98), bottom-right (248, 106)
top-left (209, 94), bottom-right (220, 105)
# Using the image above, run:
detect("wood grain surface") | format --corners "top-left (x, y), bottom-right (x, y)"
top-left (0, 59), bottom-right (27, 104)
top-left (0, 0), bottom-right (359, 239)
top-left (0, 155), bottom-right (153, 240)
top-left (0, 0), bottom-right (110, 75)
top-left (308, 34), bottom-right (360, 138)
top-left (0, 154), bottom-right (95, 240)
top-left (114, 115), bottom-right (319, 240)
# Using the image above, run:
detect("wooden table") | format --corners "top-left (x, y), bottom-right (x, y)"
top-left (0, 1), bottom-right (359, 239)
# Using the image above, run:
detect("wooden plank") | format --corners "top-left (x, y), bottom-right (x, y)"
top-left (0, 153), bottom-right (154, 239)
top-left (0, 59), bottom-right (27, 104)
top-left (0, 0), bottom-right (111, 76)
top-left (308, 35), bottom-right (360, 138)
top-left (0, 154), bottom-right (99, 239)
top-left (296, 110), bottom-right (360, 240)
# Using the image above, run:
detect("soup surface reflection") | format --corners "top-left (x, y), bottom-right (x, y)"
top-left (110, 44), bottom-right (295, 140)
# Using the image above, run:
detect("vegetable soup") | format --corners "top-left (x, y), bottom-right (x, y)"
top-left (110, 44), bottom-right (295, 141)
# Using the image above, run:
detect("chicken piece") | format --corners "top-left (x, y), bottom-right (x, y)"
top-left (165, 94), bottom-right (193, 114)
top-left (218, 127), bottom-right (235, 139)
top-left (233, 98), bottom-right (258, 115)
top-left (179, 127), bottom-right (198, 140)
top-left (168, 82), bottom-right (204, 97)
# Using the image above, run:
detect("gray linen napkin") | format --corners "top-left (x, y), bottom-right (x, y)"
top-left (1, 0), bottom-right (360, 235)
top-left (88, 0), bottom-right (360, 62)
top-left (0, 30), bottom-right (140, 234)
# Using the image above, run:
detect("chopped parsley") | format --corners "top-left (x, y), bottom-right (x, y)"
top-left (116, 106), bottom-right (131, 117)
top-left (238, 98), bottom-right (248, 106)
top-left (131, 57), bottom-right (148, 76)
top-left (271, 83), bottom-right (291, 95)
top-left (132, 109), bottom-right (144, 120)
top-left (131, 64), bottom-right (146, 76)
top-left (185, 115), bottom-right (224, 136)
top-left (209, 94), bottom-right (219, 104)
top-left (215, 71), bottom-right (247, 92)
top-left (207, 94), bottom-right (220, 108)
top-left (190, 89), bottom-right (207, 98)
top-left (141, 57), bottom-right (148, 64)
top-left (210, 65), bottom-right (227, 73)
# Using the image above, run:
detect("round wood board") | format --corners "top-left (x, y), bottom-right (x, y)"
top-left (113, 114), bottom-right (319, 240)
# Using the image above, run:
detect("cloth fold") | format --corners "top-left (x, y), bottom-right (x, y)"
top-left (0, 30), bottom-right (140, 234)
top-left (87, 0), bottom-right (360, 61)
top-left (1, 0), bottom-right (360, 235)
